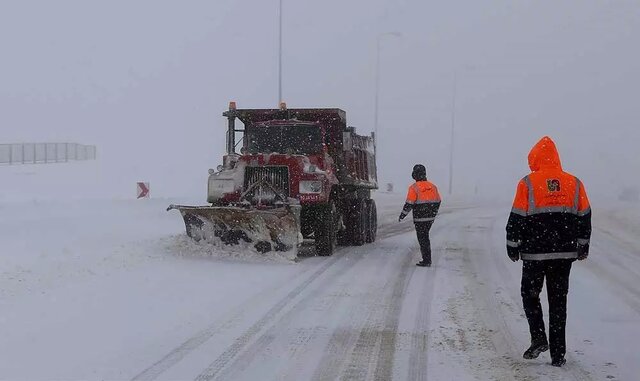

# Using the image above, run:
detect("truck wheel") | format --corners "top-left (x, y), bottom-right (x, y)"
top-left (351, 199), bottom-right (367, 246)
top-left (365, 199), bottom-right (377, 243)
top-left (336, 202), bottom-right (352, 246)
top-left (336, 224), bottom-right (350, 246)
top-left (315, 203), bottom-right (337, 256)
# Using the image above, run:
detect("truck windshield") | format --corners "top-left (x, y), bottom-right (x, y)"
top-left (246, 125), bottom-right (323, 154)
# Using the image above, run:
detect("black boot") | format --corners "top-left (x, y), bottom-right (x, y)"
top-left (551, 357), bottom-right (566, 367)
top-left (523, 341), bottom-right (549, 359)
top-left (416, 261), bottom-right (431, 267)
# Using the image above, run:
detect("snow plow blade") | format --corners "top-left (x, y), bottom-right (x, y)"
top-left (167, 204), bottom-right (301, 254)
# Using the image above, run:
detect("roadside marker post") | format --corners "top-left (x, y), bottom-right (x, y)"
top-left (137, 182), bottom-right (150, 199)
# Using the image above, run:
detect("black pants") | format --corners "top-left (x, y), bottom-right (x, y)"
top-left (414, 221), bottom-right (434, 263)
top-left (521, 259), bottom-right (573, 360)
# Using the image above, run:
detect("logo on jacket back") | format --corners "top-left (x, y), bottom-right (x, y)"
top-left (547, 179), bottom-right (561, 192)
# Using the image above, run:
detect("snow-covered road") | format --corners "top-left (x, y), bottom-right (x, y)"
top-left (1, 191), bottom-right (638, 380)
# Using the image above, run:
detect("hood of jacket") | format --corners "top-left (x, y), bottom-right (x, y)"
top-left (415, 180), bottom-right (434, 192)
top-left (528, 136), bottom-right (562, 172)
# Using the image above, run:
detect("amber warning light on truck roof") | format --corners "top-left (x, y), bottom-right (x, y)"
top-left (229, 101), bottom-right (237, 110)
top-left (279, 101), bottom-right (287, 110)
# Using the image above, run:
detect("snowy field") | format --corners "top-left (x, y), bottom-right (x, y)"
top-left (1, 163), bottom-right (639, 380)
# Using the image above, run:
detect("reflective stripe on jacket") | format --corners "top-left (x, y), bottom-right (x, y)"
top-left (506, 136), bottom-right (592, 260)
top-left (401, 180), bottom-right (441, 223)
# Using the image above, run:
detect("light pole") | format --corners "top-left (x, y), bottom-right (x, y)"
top-left (373, 32), bottom-right (401, 188)
top-left (448, 72), bottom-right (457, 195)
top-left (373, 31), bottom-right (402, 140)
top-left (278, 0), bottom-right (283, 103)
top-left (448, 65), bottom-right (477, 195)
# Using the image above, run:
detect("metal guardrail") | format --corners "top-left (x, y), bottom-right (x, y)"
top-left (0, 143), bottom-right (97, 165)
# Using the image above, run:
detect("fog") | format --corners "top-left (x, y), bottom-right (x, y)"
top-left (1, 0), bottom-right (638, 202)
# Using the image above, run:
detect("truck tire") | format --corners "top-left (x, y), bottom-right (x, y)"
top-left (315, 203), bottom-right (337, 256)
top-left (351, 199), bottom-right (367, 246)
top-left (336, 223), bottom-right (350, 246)
top-left (336, 201), bottom-right (354, 246)
top-left (365, 199), bottom-right (377, 243)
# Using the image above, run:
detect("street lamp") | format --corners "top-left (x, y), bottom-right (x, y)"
top-left (278, 0), bottom-right (283, 103)
top-left (373, 31), bottom-right (402, 140)
top-left (448, 65), bottom-right (476, 195)
top-left (373, 32), bottom-right (402, 188)
top-left (448, 72), bottom-right (457, 195)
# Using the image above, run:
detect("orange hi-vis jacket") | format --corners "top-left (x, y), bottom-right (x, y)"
top-left (506, 136), bottom-right (592, 260)
top-left (400, 180), bottom-right (441, 223)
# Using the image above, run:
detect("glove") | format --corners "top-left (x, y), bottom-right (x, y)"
top-left (577, 244), bottom-right (589, 260)
top-left (507, 246), bottom-right (519, 262)
top-left (398, 212), bottom-right (407, 222)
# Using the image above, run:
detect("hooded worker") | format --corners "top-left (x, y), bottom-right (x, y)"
top-left (506, 136), bottom-right (591, 367)
top-left (399, 164), bottom-right (441, 267)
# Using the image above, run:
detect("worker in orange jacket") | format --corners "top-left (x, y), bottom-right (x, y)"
top-left (506, 136), bottom-right (591, 367)
top-left (399, 164), bottom-right (441, 267)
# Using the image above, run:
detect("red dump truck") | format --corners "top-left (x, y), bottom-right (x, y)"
top-left (169, 102), bottom-right (378, 256)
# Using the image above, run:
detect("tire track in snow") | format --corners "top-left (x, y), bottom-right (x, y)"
top-left (594, 221), bottom-right (640, 263)
top-left (194, 247), bottom-right (371, 381)
top-left (294, 215), bottom-right (459, 380)
top-left (131, 248), bottom-right (346, 381)
top-left (388, 217), bottom-right (457, 381)
top-left (337, 250), bottom-right (414, 381)
top-left (592, 229), bottom-right (640, 279)
top-left (459, 212), bottom-right (539, 380)
top-left (376, 223), bottom-right (416, 240)
top-left (583, 239), bottom-right (640, 315)
top-left (405, 240), bottom-right (444, 381)
top-left (310, 218), bottom-right (455, 381)
top-left (374, 206), bottom-right (461, 242)
top-left (307, 251), bottom-right (402, 381)
top-left (372, 254), bottom-right (415, 381)
top-left (214, 244), bottom-right (393, 381)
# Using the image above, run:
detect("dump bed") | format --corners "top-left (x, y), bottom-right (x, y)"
top-left (340, 127), bottom-right (377, 188)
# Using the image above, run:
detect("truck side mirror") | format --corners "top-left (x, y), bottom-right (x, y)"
top-left (342, 132), bottom-right (352, 151)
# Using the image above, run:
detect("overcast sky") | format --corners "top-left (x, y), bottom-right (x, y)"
top-left (1, 0), bottom-right (638, 202)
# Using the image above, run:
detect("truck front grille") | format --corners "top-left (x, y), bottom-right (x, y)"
top-left (244, 166), bottom-right (290, 199)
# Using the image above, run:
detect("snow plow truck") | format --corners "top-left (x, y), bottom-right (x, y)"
top-left (168, 102), bottom-right (378, 256)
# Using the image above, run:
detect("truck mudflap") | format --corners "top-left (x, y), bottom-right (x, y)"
top-left (167, 204), bottom-right (301, 254)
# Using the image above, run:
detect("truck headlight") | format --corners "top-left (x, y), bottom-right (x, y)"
top-left (299, 180), bottom-right (322, 194)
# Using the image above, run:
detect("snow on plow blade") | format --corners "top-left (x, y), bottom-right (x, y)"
top-left (167, 204), bottom-right (301, 254)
